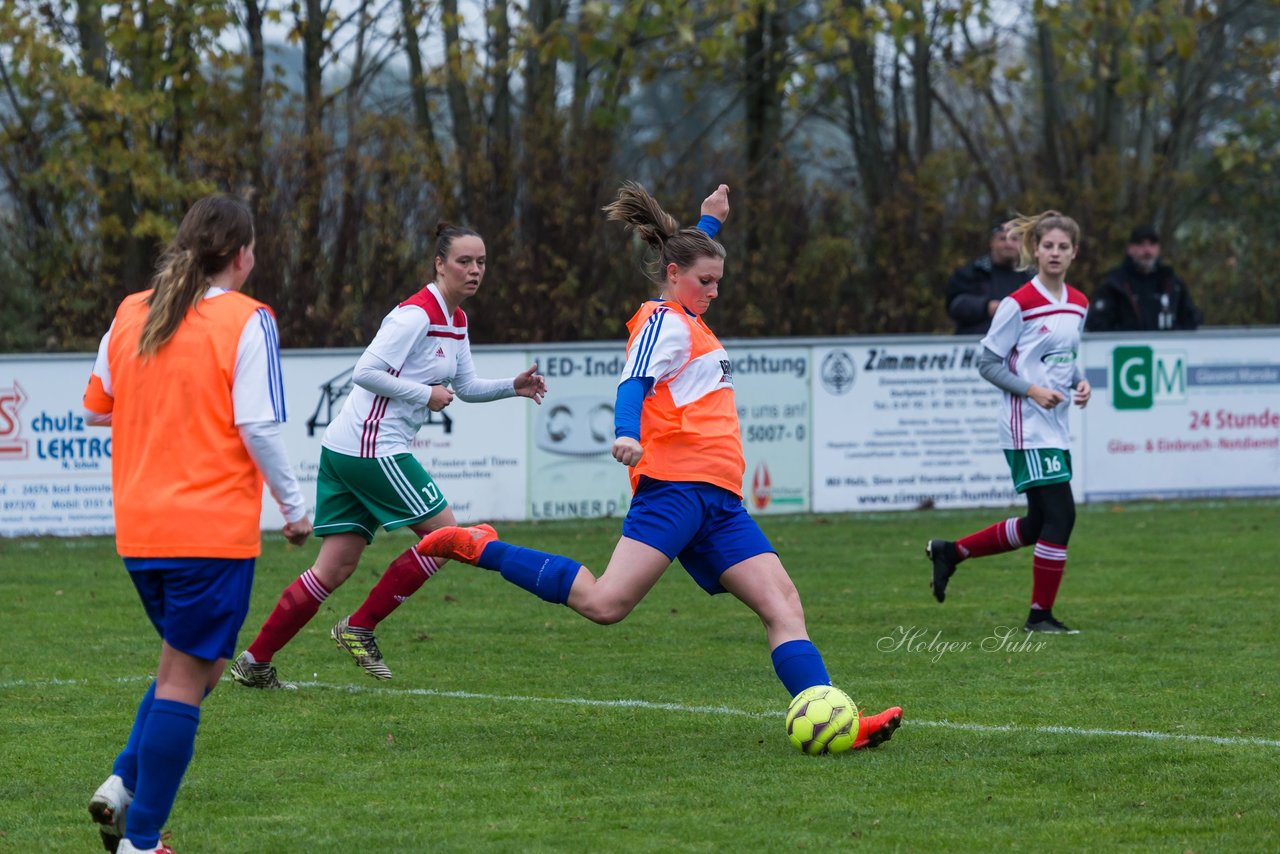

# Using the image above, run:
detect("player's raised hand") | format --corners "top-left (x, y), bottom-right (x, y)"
top-left (612, 436), bottom-right (644, 467)
top-left (700, 184), bottom-right (730, 223)
top-left (428, 384), bottom-right (455, 411)
top-left (514, 363), bottom-right (547, 405)
top-left (1028, 384), bottom-right (1066, 409)
top-left (283, 516), bottom-right (313, 547)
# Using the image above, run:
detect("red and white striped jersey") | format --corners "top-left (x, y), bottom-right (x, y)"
top-left (322, 283), bottom-right (472, 458)
top-left (981, 277), bottom-right (1087, 450)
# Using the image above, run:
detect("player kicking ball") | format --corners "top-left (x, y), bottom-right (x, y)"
top-left (418, 182), bottom-right (902, 750)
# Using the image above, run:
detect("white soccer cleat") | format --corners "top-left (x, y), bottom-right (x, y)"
top-left (116, 839), bottom-right (177, 854)
top-left (88, 773), bottom-right (132, 852)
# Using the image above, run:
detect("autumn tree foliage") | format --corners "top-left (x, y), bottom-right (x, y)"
top-left (1, 0), bottom-right (1276, 351)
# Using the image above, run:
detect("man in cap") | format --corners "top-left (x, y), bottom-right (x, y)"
top-left (1086, 225), bottom-right (1202, 332)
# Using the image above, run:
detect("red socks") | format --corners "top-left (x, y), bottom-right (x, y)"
top-left (246, 569), bottom-right (331, 663)
top-left (952, 520), bottom-right (1068, 611)
top-left (348, 548), bottom-right (441, 630)
top-left (1030, 541), bottom-right (1067, 610)
top-left (244, 549), bottom-right (442, 660)
top-left (956, 517), bottom-right (1023, 560)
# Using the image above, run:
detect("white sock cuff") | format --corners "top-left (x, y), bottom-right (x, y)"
top-left (299, 568), bottom-right (331, 602)
top-left (412, 550), bottom-right (440, 578)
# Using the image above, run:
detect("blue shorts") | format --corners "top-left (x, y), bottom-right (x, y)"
top-left (621, 478), bottom-right (775, 595)
top-left (123, 557), bottom-right (256, 661)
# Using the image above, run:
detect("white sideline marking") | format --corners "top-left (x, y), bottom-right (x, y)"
top-left (4, 675), bottom-right (1278, 750)
top-left (905, 718), bottom-right (1280, 749)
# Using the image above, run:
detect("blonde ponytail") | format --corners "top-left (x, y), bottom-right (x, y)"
top-left (138, 248), bottom-right (205, 356)
top-left (603, 181), bottom-right (680, 248)
top-left (1006, 210), bottom-right (1082, 271)
top-left (603, 181), bottom-right (723, 286)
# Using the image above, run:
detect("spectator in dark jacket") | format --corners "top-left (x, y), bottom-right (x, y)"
top-left (945, 220), bottom-right (1030, 335)
top-left (1086, 225), bottom-right (1202, 332)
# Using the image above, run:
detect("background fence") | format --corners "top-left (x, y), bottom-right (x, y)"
top-left (2, 328), bottom-right (1278, 537)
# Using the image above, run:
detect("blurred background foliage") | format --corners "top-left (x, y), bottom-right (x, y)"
top-left (0, 0), bottom-right (1277, 351)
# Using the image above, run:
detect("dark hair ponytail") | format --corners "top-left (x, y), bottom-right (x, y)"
top-left (139, 194), bottom-right (254, 356)
top-left (434, 222), bottom-right (482, 265)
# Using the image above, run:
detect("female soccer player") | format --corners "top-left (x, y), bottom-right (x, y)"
top-left (925, 210), bottom-right (1092, 633)
top-left (418, 182), bottom-right (902, 749)
top-left (84, 194), bottom-right (312, 854)
top-left (230, 223), bottom-right (547, 687)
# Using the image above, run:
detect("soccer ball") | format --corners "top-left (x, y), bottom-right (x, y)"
top-left (786, 685), bottom-right (859, 755)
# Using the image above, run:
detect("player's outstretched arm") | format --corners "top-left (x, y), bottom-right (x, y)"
top-left (513, 363), bottom-right (547, 404)
top-left (700, 184), bottom-right (730, 223)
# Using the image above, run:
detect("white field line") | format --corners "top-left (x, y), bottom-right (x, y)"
top-left (4, 675), bottom-right (1278, 750)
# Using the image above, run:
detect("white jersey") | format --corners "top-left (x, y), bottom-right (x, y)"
top-left (323, 283), bottom-right (502, 458)
top-left (981, 277), bottom-right (1088, 450)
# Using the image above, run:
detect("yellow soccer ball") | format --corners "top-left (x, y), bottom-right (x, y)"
top-left (785, 685), bottom-right (859, 755)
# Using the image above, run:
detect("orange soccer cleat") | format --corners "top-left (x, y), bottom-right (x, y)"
top-left (853, 705), bottom-right (903, 749)
top-left (415, 523), bottom-right (498, 565)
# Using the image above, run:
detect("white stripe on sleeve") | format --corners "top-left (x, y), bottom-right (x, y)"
top-left (234, 308), bottom-right (287, 425)
top-left (618, 308), bottom-right (691, 387)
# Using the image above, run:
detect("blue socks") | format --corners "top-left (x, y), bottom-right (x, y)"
top-left (111, 681), bottom-right (157, 790)
top-left (478, 541), bottom-right (580, 605)
top-left (125, 698), bottom-right (200, 849)
top-left (771, 639), bottom-right (831, 696)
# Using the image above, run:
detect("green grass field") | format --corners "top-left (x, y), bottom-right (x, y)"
top-left (3, 500), bottom-right (1278, 852)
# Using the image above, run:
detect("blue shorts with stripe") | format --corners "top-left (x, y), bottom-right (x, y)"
top-left (123, 557), bottom-right (256, 661)
top-left (621, 478), bottom-right (775, 595)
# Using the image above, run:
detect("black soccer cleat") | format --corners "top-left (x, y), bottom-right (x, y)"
top-left (1024, 611), bottom-right (1080, 634)
top-left (926, 539), bottom-right (958, 603)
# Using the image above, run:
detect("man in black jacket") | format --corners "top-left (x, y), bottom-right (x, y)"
top-left (1086, 225), bottom-right (1202, 332)
top-left (945, 220), bottom-right (1028, 335)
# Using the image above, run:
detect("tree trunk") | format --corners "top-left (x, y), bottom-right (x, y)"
top-left (891, 47), bottom-right (909, 166)
top-left (911, 7), bottom-right (931, 163)
top-left (512, 0), bottom-right (569, 338)
top-left (75, 0), bottom-right (145, 300)
top-left (328, 0), bottom-right (370, 336)
top-left (1035, 19), bottom-right (1065, 193)
top-left (398, 0), bottom-right (448, 190)
top-left (166, 2), bottom-right (194, 171)
top-left (443, 0), bottom-right (475, 217)
top-left (484, 0), bottom-right (514, 239)
top-left (842, 0), bottom-right (887, 211)
top-left (242, 0), bottom-right (267, 203)
top-left (519, 0), bottom-right (562, 239)
top-left (296, 0), bottom-right (326, 318)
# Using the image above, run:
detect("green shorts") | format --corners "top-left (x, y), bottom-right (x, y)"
top-left (314, 447), bottom-right (448, 542)
top-left (1004, 448), bottom-right (1073, 494)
